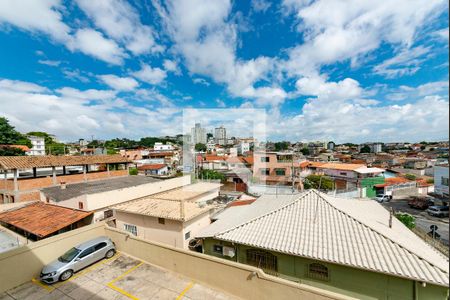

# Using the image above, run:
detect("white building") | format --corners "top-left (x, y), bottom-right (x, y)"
top-left (27, 136), bottom-right (45, 156)
top-left (191, 123), bottom-right (207, 144)
top-left (154, 142), bottom-right (174, 151)
top-left (237, 142), bottom-right (250, 155)
top-left (215, 126), bottom-right (227, 145)
top-left (434, 165), bottom-right (449, 197)
top-left (370, 143), bottom-right (383, 153)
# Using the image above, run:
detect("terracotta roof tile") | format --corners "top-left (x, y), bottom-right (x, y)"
top-left (0, 202), bottom-right (92, 238)
top-left (138, 164), bottom-right (167, 170)
top-left (318, 163), bottom-right (366, 171)
top-left (0, 155), bottom-right (128, 170)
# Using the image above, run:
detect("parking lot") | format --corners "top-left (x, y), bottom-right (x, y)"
top-left (0, 253), bottom-right (237, 300)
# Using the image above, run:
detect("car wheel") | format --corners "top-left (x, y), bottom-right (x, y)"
top-left (59, 270), bottom-right (73, 281)
top-left (105, 249), bottom-right (115, 259)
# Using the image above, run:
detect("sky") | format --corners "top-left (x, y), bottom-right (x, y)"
top-left (0, 0), bottom-right (448, 143)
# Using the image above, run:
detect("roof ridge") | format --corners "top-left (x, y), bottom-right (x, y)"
top-left (316, 190), bottom-right (449, 274)
top-left (214, 190), bottom-right (313, 237)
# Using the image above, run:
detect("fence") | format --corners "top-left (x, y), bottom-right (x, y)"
top-left (412, 227), bottom-right (449, 257)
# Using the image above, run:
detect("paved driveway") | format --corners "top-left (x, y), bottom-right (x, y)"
top-left (0, 253), bottom-right (237, 300)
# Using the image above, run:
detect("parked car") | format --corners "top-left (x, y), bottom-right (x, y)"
top-left (374, 194), bottom-right (392, 203)
top-left (408, 197), bottom-right (434, 210)
top-left (40, 236), bottom-right (116, 283)
top-left (426, 206), bottom-right (449, 218)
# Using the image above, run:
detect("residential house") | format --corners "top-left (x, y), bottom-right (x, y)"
top-left (237, 142), bottom-right (250, 155)
top-left (112, 182), bottom-right (221, 249)
top-left (40, 176), bottom-right (189, 223)
top-left (0, 155), bottom-right (129, 203)
top-left (197, 190), bottom-right (449, 299)
top-left (373, 177), bottom-right (418, 197)
top-left (153, 142), bottom-right (174, 151)
top-left (138, 164), bottom-right (169, 176)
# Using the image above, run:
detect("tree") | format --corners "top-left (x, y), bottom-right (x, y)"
top-left (0, 146), bottom-right (26, 156)
top-left (300, 147), bottom-right (310, 155)
top-left (404, 174), bottom-right (416, 180)
top-left (195, 143), bottom-right (207, 152)
top-left (395, 213), bottom-right (415, 229)
top-left (206, 133), bottom-right (213, 140)
top-left (199, 169), bottom-right (225, 182)
top-left (304, 175), bottom-right (334, 190)
top-left (359, 145), bottom-right (371, 153)
top-left (0, 117), bottom-right (32, 147)
top-left (27, 131), bottom-right (66, 155)
top-left (129, 168), bottom-right (138, 175)
top-left (274, 141), bottom-right (290, 151)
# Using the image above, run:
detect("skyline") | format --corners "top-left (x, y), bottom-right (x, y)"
top-left (0, 0), bottom-right (448, 143)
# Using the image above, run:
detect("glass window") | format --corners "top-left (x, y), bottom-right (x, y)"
top-left (275, 169), bottom-right (286, 176)
top-left (260, 157), bottom-right (270, 162)
top-left (78, 202), bottom-right (84, 209)
top-left (158, 218), bottom-right (165, 225)
top-left (94, 242), bottom-right (107, 251)
top-left (58, 247), bottom-right (81, 262)
top-left (184, 231), bottom-right (191, 240)
top-left (442, 177), bottom-right (449, 186)
top-left (79, 247), bottom-right (95, 258)
top-left (124, 224), bottom-right (137, 236)
top-left (212, 245), bottom-right (223, 254)
top-left (308, 263), bottom-right (329, 281)
top-left (260, 168), bottom-right (270, 175)
top-left (246, 249), bottom-right (278, 275)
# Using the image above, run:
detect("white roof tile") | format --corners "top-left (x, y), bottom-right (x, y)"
top-left (212, 190), bottom-right (449, 286)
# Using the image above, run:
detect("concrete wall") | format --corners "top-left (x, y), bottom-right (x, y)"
top-left (115, 210), bottom-right (184, 248)
top-left (105, 226), bottom-right (353, 300)
top-left (434, 166), bottom-right (449, 196)
top-left (0, 222), bottom-right (106, 292)
top-left (182, 213), bottom-right (212, 249)
top-left (203, 239), bottom-right (449, 300)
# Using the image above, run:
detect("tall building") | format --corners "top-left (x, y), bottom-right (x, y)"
top-left (27, 135), bottom-right (45, 156)
top-left (191, 123), bottom-right (207, 144)
top-left (214, 125), bottom-right (227, 145)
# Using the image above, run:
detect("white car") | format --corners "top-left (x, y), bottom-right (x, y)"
top-left (374, 194), bottom-right (392, 203)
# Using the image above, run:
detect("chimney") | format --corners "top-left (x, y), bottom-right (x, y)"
top-left (60, 181), bottom-right (66, 190)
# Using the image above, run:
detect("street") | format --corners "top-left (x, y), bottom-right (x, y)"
top-left (382, 199), bottom-right (449, 246)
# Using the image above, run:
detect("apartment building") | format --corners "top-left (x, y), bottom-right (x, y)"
top-left (434, 165), bottom-right (449, 197)
top-left (27, 136), bottom-right (45, 156)
top-left (253, 152), bottom-right (305, 186)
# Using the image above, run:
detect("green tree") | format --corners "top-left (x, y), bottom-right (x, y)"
top-left (395, 213), bottom-right (415, 229)
top-left (300, 147), bottom-right (310, 155)
top-left (0, 146), bottom-right (26, 156)
top-left (0, 117), bottom-right (32, 147)
top-left (199, 169), bottom-right (225, 182)
top-left (129, 168), bottom-right (138, 175)
top-left (404, 174), bottom-right (416, 180)
top-left (27, 131), bottom-right (66, 155)
top-left (195, 143), bottom-right (207, 152)
top-left (359, 145), bottom-right (371, 153)
top-left (304, 175), bottom-right (334, 190)
top-left (206, 133), bottom-right (213, 140)
top-left (274, 141), bottom-right (290, 151)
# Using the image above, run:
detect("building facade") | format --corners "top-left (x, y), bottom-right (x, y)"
top-left (27, 136), bottom-right (45, 156)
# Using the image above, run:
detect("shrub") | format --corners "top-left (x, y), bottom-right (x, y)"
top-left (129, 168), bottom-right (138, 175)
top-left (395, 213), bottom-right (415, 229)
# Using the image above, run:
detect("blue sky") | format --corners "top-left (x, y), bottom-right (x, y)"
top-left (0, 0), bottom-right (448, 143)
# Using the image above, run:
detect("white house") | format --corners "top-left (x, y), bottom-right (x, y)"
top-left (434, 165), bottom-right (449, 197)
top-left (237, 142), bottom-right (250, 155)
top-left (154, 142), bottom-right (174, 151)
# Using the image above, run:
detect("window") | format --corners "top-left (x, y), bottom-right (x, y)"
top-left (94, 242), bottom-right (107, 251)
top-left (260, 156), bottom-right (270, 162)
top-left (275, 168), bottom-right (286, 176)
top-left (246, 249), bottom-right (278, 275)
top-left (212, 245), bottom-right (223, 254)
top-left (78, 202), bottom-right (84, 210)
top-left (339, 172), bottom-right (347, 176)
top-left (104, 209), bottom-right (113, 219)
top-left (308, 263), bottom-right (329, 281)
top-left (158, 218), bottom-right (165, 225)
top-left (124, 224), bottom-right (137, 236)
top-left (79, 247), bottom-right (95, 258)
top-left (184, 231), bottom-right (191, 240)
top-left (260, 168), bottom-right (270, 176)
top-left (442, 177), bottom-right (449, 187)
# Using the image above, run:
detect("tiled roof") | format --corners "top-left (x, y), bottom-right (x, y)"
top-left (0, 155), bottom-right (128, 170)
top-left (138, 164), bottom-right (167, 170)
top-left (0, 202), bottom-right (92, 238)
top-left (204, 155), bottom-right (227, 162)
top-left (242, 156), bottom-right (254, 165)
top-left (318, 163), bottom-right (365, 171)
top-left (212, 190), bottom-right (449, 286)
top-left (0, 145), bottom-right (30, 152)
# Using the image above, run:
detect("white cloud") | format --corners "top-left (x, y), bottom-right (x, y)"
top-left (373, 46), bottom-right (431, 78)
top-left (38, 59), bottom-right (61, 67)
top-left (71, 29), bottom-right (126, 65)
top-left (192, 78), bottom-right (210, 86)
top-left (0, 78), bottom-right (181, 141)
top-left (75, 0), bottom-right (162, 55)
top-left (0, 0), bottom-right (71, 42)
top-left (98, 74), bottom-right (139, 91)
top-left (62, 69), bottom-right (91, 83)
top-left (215, 99), bottom-right (226, 107)
top-left (163, 59), bottom-right (180, 74)
top-left (295, 76), bottom-right (362, 100)
top-left (156, 0), bottom-right (285, 106)
top-left (283, 0), bottom-right (445, 77)
top-left (132, 64), bottom-right (167, 85)
top-left (434, 27), bottom-right (449, 42)
top-left (251, 0), bottom-right (271, 13)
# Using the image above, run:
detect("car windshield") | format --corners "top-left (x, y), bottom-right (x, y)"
top-left (58, 247), bottom-right (81, 262)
